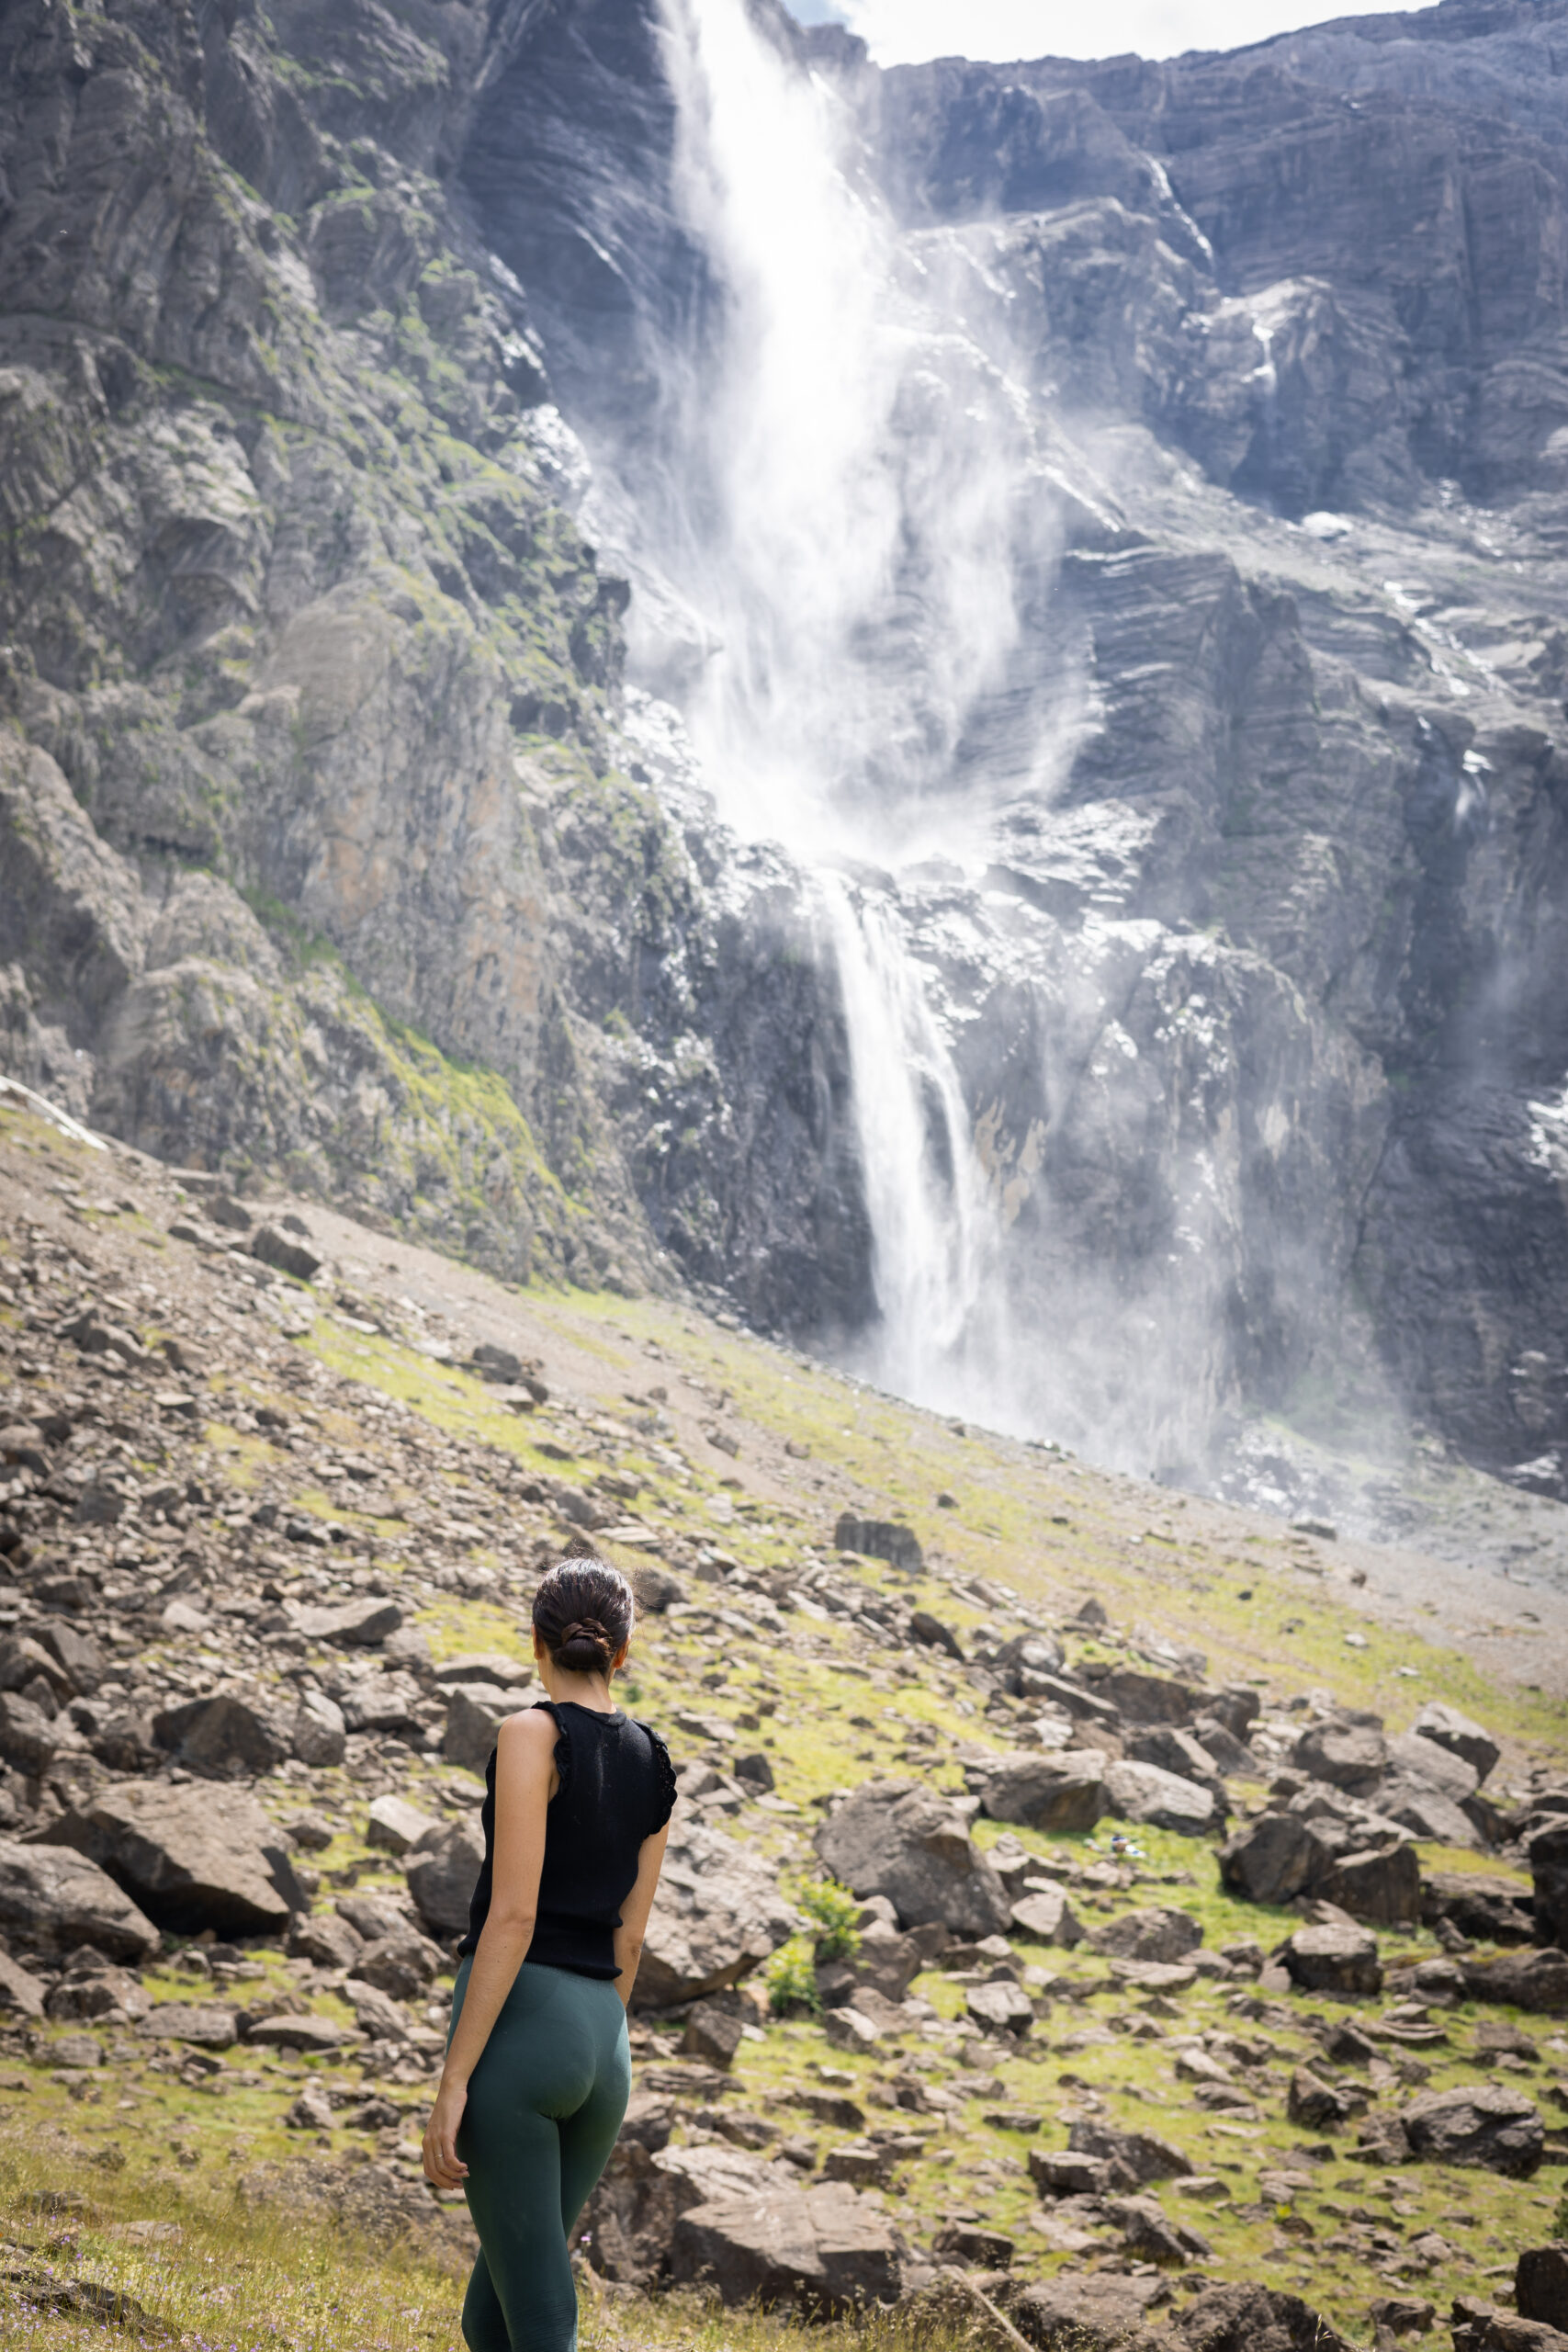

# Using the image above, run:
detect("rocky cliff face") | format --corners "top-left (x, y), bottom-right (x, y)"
top-left (2, 0), bottom-right (1567, 1513)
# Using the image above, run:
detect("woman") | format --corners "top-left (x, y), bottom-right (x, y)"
top-left (423, 1557), bottom-right (675, 2352)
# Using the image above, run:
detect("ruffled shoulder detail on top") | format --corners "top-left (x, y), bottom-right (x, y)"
top-left (530, 1698), bottom-right (571, 1796)
top-left (639, 1719), bottom-right (678, 1833)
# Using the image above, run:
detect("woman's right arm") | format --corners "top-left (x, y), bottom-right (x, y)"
top-left (611, 1822), bottom-right (671, 2010)
top-left (423, 1708), bottom-right (556, 2188)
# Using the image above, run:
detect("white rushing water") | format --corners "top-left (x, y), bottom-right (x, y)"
top-left (646, 0), bottom-right (1047, 1413)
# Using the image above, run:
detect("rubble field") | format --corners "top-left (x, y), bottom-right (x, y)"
top-left (3, 1088), bottom-right (1568, 2352)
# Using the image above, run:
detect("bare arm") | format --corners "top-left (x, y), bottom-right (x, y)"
top-left (612, 1822), bottom-right (671, 2011)
top-left (423, 1709), bottom-right (556, 2188)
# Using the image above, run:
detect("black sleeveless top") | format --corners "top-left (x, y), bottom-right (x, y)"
top-left (457, 1702), bottom-right (677, 1979)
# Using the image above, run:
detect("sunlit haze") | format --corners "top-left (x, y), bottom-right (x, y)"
top-left (792, 0), bottom-right (1427, 64)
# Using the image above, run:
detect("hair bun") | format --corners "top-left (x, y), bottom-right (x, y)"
top-left (534, 1558), bottom-right (635, 1677)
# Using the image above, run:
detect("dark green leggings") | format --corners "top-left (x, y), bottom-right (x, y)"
top-left (449, 1957), bottom-right (631, 2352)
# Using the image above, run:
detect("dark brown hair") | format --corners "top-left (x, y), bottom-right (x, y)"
top-left (533, 1557), bottom-right (635, 1677)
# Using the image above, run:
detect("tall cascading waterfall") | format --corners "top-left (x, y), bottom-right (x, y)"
top-left (636, 0), bottom-right (1054, 1419)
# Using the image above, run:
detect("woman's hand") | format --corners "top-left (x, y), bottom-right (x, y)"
top-left (423, 2076), bottom-right (470, 2189)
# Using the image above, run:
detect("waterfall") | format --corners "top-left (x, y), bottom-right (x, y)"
top-left (647, 0), bottom-right (1041, 1412)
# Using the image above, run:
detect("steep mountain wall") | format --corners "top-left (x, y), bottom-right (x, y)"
top-left (2, 0), bottom-right (1567, 1510)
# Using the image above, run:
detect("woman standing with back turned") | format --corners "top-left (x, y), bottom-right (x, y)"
top-left (423, 1558), bottom-right (675, 2352)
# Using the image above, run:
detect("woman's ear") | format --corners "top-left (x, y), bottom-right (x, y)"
top-left (533, 1626), bottom-right (547, 1662)
top-left (611, 1642), bottom-right (630, 1679)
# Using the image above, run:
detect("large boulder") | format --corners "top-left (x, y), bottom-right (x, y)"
top-left (1103, 1760), bottom-right (1222, 1836)
top-left (284, 1595), bottom-right (402, 1646)
top-left (1463, 1951), bottom-right (1568, 2016)
top-left (1403, 2084), bottom-right (1544, 2177)
top-left (1517, 2247), bottom-right (1568, 2333)
top-left (1090, 1906), bottom-right (1203, 1963)
top-left (1413, 1702), bottom-right (1500, 1785)
top-left (290, 1689), bottom-right (347, 1767)
top-left (670, 2177), bottom-right (900, 2311)
top-left (976, 1754), bottom-right (1107, 1834)
top-left (0, 1838), bottom-right (159, 1961)
top-left (404, 1816), bottom-right (485, 1939)
top-left (1291, 1722), bottom-right (1387, 1794)
top-left (35, 1781), bottom-right (304, 1936)
top-left (1176, 2284), bottom-right (1356, 2351)
top-left (1317, 1842), bottom-right (1421, 1928)
top-left (152, 1693), bottom-right (290, 1778)
top-left (583, 2141), bottom-right (788, 2286)
top-left (1423, 1871), bottom-right (1535, 1946)
top-left (1011, 2274), bottom-right (1167, 2350)
top-left (833, 1515), bottom-right (921, 1573)
top-left (1282, 1921), bottom-right (1382, 1997)
top-left (815, 1781), bottom-right (1011, 1938)
top-left (1066, 2120), bottom-right (1192, 2185)
top-left (444, 1683), bottom-right (538, 1774)
top-left (1376, 1777), bottom-right (1480, 1849)
top-left (0, 1950), bottom-right (47, 2018)
top-left (1218, 1811), bottom-right (1332, 1905)
top-left (1125, 1725), bottom-right (1224, 1788)
top-left (1530, 1822), bottom-right (1568, 1951)
top-left (1385, 1730), bottom-right (1479, 1804)
top-left (1010, 1883), bottom-right (1084, 1946)
top-left (637, 1819), bottom-right (798, 2007)
top-left (1097, 1668), bottom-right (1195, 1725)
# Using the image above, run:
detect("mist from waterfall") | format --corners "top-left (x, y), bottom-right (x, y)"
top-left (645, 0), bottom-right (1050, 1419)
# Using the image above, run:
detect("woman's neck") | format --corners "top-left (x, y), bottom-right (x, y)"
top-left (540, 1665), bottom-right (616, 1713)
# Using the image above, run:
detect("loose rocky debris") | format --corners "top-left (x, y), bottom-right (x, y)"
top-left (3, 1111), bottom-right (1568, 2345)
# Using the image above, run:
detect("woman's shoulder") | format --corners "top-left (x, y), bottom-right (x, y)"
top-left (497, 1702), bottom-right (562, 1747)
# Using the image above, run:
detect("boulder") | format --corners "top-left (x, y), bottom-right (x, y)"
top-left (1463, 1951), bottom-right (1568, 2016)
top-left (0, 1691), bottom-right (59, 1772)
top-left (1423, 1871), bottom-right (1534, 1945)
top-left (367, 1794), bottom-right (439, 1856)
top-left (1413, 1702), bottom-right (1500, 1785)
top-left (152, 1693), bottom-right (290, 1778)
top-left (1282, 1921), bottom-right (1382, 1997)
top-left (637, 1819), bottom-right (798, 2007)
top-left (288, 1913), bottom-right (363, 1969)
top-left (284, 1596), bottom-right (402, 1646)
top-left (0, 1634), bottom-right (72, 1700)
top-left (45, 1956), bottom-right (148, 2022)
top-left (36, 1781), bottom-right (303, 1936)
top-left (976, 1753), bottom-right (1107, 1835)
top-left (0, 1837), bottom-right (159, 1960)
top-left (1531, 1823), bottom-right (1568, 1951)
top-left (1317, 1841), bottom-right (1421, 1927)
top-left (1377, 1778), bottom-right (1481, 1849)
top-left (817, 1919), bottom-right (931, 2002)
top-left (1109, 2194), bottom-right (1211, 2266)
top-left (1010, 1883), bottom-right (1083, 1946)
top-left (1453, 2318), bottom-right (1568, 2352)
top-left (908, 1611), bottom-right (964, 1660)
top-left (1402, 2084), bottom-right (1543, 2176)
top-left (1177, 2283), bottom-right (1355, 2351)
top-left (31, 1620), bottom-right (106, 1695)
top-left (669, 2177), bottom-right (900, 2312)
top-left (1090, 1906), bottom-right (1203, 1963)
top-left (1028, 2149), bottom-right (1116, 2197)
top-left (1103, 1759), bottom-right (1221, 1836)
top-left (0, 1949), bottom-right (47, 2018)
top-left (243, 2013), bottom-right (355, 2052)
top-left (349, 1923), bottom-right (443, 2000)
top-left (289, 1689), bottom-right (347, 1768)
top-left (815, 1780), bottom-right (1011, 1937)
top-left (1385, 1730), bottom-right (1479, 1804)
top-left (1286, 2066), bottom-right (1365, 2130)
top-left (1218, 1811), bottom-right (1332, 1905)
top-left (582, 2141), bottom-right (782, 2287)
top-left (1098, 1668), bottom-right (1195, 1725)
top-left (1012, 2274), bottom-right (1166, 2349)
top-left (444, 1683), bottom-right (537, 1774)
top-left (1518, 2249), bottom-right (1568, 2333)
top-left (1126, 1725), bottom-right (1224, 1788)
top-left (336, 1673), bottom-right (423, 1736)
top-left (137, 2002), bottom-right (239, 2050)
top-left (1291, 1722), bottom-right (1387, 1794)
top-left (931, 2222), bottom-right (1014, 2267)
top-left (1203, 1686), bottom-right (1261, 1741)
top-left (251, 1225), bottom-right (321, 1281)
top-left (1066, 2119), bottom-right (1192, 2184)
top-left (404, 1816), bottom-right (485, 1939)
top-left (1190, 1714), bottom-right (1258, 1777)
top-left (833, 1514), bottom-right (921, 1573)
top-left (1022, 1672), bottom-right (1122, 1725)
top-left (349, 1981), bottom-right (413, 2040)
top-left (990, 1631), bottom-right (1066, 1690)
top-left (965, 1979), bottom-right (1035, 2035)
top-left (683, 1998), bottom-right (746, 2068)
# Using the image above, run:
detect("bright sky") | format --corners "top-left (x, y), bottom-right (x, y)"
top-left (793, 0), bottom-right (1423, 64)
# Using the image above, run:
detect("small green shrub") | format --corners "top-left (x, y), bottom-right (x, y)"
top-left (765, 1939), bottom-right (820, 2017)
top-left (799, 1878), bottom-right (862, 1962)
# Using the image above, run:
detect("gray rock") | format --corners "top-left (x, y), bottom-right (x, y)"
top-left (965, 1979), bottom-right (1035, 2034)
top-left (152, 1693), bottom-right (290, 1778)
top-left (669, 2176), bottom-right (900, 2311)
top-left (1011, 2275), bottom-right (1166, 2350)
top-left (1423, 1871), bottom-right (1535, 1946)
top-left (908, 1611), bottom-right (964, 1660)
top-left (1177, 2283), bottom-right (1355, 2350)
top-left (1385, 1729), bottom-right (1479, 1804)
top-left (37, 1781), bottom-right (303, 1936)
top-left (638, 1819), bottom-right (798, 2006)
top-left (1190, 1715), bottom-right (1258, 1777)
top-left (584, 2142), bottom-right (792, 2288)
top-left (1291, 1722), bottom-right (1387, 1794)
top-left (1126, 1724), bottom-right (1225, 1788)
top-left (349, 1981), bottom-right (413, 2041)
top-left (1203, 1686), bottom-right (1261, 1742)
top-left (0, 1949), bottom-right (47, 2019)
top-left (1530, 1822), bottom-right (1568, 1951)
top-left (137, 2002), bottom-right (239, 2050)
top-left (1282, 1921), bottom-right (1382, 1996)
top-left (1097, 1668), bottom-right (1195, 1725)
top-left (1376, 1776), bottom-right (1480, 1849)
top-left (1102, 1759), bottom-right (1221, 1836)
top-left (1413, 1702), bottom-right (1501, 1786)
top-left (1218, 1811), bottom-right (1333, 1905)
top-left (349, 1924), bottom-right (443, 2001)
top-left (336, 1672), bottom-right (423, 1736)
top-left (0, 1691), bottom-right (59, 1773)
top-left (815, 1779), bottom-right (1011, 1936)
top-left (404, 1816), bottom-right (485, 1939)
top-left (1109, 2193), bottom-right (1211, 2266)
top-left (977, 1751), bottom-right (1108, 1833)
top-left (288, 1913), bottom-right (364, 1970)
top-left (1463, 1951), bottom-right (1568, 2016)
top-left (290, 1689), bottom-right (347, 1768)
top-left (1066, 2119), bottom-right (1193, 2184)
top-left (285, 1596), bottom-right (403, 1647)
top-left (1027, 2148), bottom-right (1116, 2197)
top-left (990, 1631), bottom-right (1066, 1691)
top-left (444, 1682), bottom-right (537, 1774)
top-left (1517, 2247), bottom-right (1568, 2333)
top-left (1090, 1905), bottom-right (1203, 1963)
top-left (1010, 1883), bottom-right (1083, 1947)
top-left (1403, 2083), bottom-right (1544, 2177)
top-left (366, 1794), bottom-right (439, 1855)
top-left (243, 2014), bottom-right (356, 2052)
top-left (683, 1998), bottom-right (746, 2068)
top-left (251, 1226), bottom-right (322, 1282)
top-left (833, 1515), bottom-right (921, 1573)
top-left (0, 1837), bottom-right (159, 1961)
top-left (31, 1620), bottom-right (106, 1696)
top-left (1317, 1841), bottom-right (1421, 1928)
